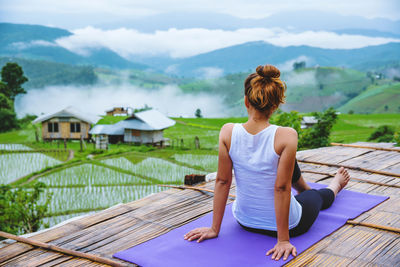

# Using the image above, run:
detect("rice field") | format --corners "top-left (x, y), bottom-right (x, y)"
top-left (1, 147), bottom-right (213, 231)
top-left (38, 164), bottom-right (150, 187)
top-left (102, 157), bottom-right (206, 183)
top-left (42, 185), bottom-right (164, 214)
top-left (173, 154), bottom-right (218, 171)
top-left (0, 153), bottom-right (61, 184)
top-left (0, 144), bottom-right (32, 151)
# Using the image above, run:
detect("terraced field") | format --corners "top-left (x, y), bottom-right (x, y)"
top-left (0, 145), bottom-right (215, 229)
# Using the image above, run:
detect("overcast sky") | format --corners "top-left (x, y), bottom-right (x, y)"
top-left (1, 0), bottom-right (399, 30)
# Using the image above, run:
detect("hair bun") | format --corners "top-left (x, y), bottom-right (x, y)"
top-left (256, 65), bottom-right (280, 79)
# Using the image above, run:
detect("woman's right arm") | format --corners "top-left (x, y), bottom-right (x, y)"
top-left (184, 123), bottom-right (233, 242)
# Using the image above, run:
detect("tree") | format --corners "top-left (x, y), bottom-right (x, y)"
top-left (1, 62), bottom-right (28, 101)
top-left (195, 108), bottom-right (202, 118)
top-left (299, 108), bottom-right (338, 149)
top-left (293, 61), bottom-right (306, 71)
top-left (0, 93), bottom-right (18, 132)
top-left (0, 182), bottom-right (52, 236)
top-left (0, 92), bottom-right (13, 110)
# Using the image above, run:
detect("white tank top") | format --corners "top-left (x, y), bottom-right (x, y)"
top-left (229, 123), bottom-right (302, 230)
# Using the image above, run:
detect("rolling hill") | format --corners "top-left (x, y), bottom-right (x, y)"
top-left (178, 67), bottom-right (378, 114)
top-left (338, 82), bottom-right (400, 114)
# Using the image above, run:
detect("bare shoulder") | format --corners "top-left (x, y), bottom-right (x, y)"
top-left (220, 123), bottom-right (235, 137)
top-left (276, 126), bottom-right (298, 139)
top-left (219, 123), bottom-right (235, 149)
top-left (275, 127), bottom-right (298, 155)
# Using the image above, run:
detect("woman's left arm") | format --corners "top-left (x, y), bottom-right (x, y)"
top-left (266, 127), bottom-right (298, 261)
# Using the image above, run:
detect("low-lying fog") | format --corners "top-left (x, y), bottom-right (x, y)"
top-left (15, 84), bottom-right (230, 118)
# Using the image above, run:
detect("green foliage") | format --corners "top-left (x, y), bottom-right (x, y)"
top-left (368, 125), bottom-right (395, 142)
top-left (0, 94), bottom-right (18, 132)
top-left (0, 92), bottom-right (13, 109)
top-left (299, 108), bottom-right (338, 149)
top-left (18, 114), bottom-right (38, 128)
top-left (195, 108), bottom-right (203, 118)
top-left (394, 132), bottom-right (400, 146)
top-left (0, 182), bottom-right (52, 236)
top-left (1, 62), bottom-right (28, 100)
top-left (271, 111), bottom-right (302, 133)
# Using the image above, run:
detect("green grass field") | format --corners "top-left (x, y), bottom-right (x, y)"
top-left (331, 114), bottom-right (400, 143)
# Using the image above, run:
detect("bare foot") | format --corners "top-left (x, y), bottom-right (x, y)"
top-left (327, 167), bottom-right (350, 197)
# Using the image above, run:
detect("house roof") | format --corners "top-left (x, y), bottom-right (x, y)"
top-left (89, 109), bottom-right (176, 135)
top-left (131, 109), bottom-right (176, 130)
top-left (89, 124), bottom-right (125, 135)
top-left (33, 106), bottom-right (100, 124)
top-left (302, 116), bottom-right (318, 124)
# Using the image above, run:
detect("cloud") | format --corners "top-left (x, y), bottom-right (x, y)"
top-left (54, 26), bottom-right (400, 59)
top-left (284, 70), bottom-right (317, 87)
top-left (15, 84), bottom-right (229, 118)
top-left (10, 40), bottom-right (57, 50)
top-left (195, 67), bottom-right (224, 79)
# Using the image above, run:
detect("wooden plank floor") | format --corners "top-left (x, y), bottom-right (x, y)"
top-left (1, 142), bottom-right (399, 266)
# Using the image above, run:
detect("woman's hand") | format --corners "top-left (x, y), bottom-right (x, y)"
top-left (266, 241), bottom-right (297, 261)
top-left (184, 227), bottom-right (218, 243)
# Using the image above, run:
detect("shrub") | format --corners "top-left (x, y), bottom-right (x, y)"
top-left (394, 132), bottom-right (400, 146)
top-left (368, 125), bottom-right (395, 142)
top-left (0, 182), bottom-right (52, 236)
top-left (271, 111), bottom-right (302, 133)
top-left (298, 108), bottom-right (338, 149)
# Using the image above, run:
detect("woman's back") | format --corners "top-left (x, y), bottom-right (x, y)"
top-left (229, 123), bottom-right (302, 231)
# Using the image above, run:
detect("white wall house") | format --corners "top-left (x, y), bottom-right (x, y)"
top-left (89, 109), bottom-right (175, 145)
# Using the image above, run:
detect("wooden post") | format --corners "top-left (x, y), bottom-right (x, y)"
top-left (195, 136), bottom-right (200, 149)
top-left (80, 135), bottom-right (83, 152)
top-left (63, 138), bottom-right (67, 150)
top-left (34, 129), bottom-right (39, 142)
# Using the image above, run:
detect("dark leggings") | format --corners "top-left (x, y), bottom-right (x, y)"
top-left (239, 160), bottom-right (335, 237)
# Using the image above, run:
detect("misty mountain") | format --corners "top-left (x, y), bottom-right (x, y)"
top-left (0, 23), bottom-right (148, 70)
top-left (138, 41), bottom-right (400, 77)
top-left (2, 23), bottom-right (400, 78)
top-left (94, 10), bottom-right (400, 34)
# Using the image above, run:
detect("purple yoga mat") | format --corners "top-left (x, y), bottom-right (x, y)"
top-left (113, 183), bottom-right (388, 266)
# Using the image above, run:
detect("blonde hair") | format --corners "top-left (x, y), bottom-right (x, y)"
top-left (244, 64), bottom-right (286, 117)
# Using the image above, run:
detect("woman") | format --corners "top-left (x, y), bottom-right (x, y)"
top-left (184, 64), bottom-right (350, 261)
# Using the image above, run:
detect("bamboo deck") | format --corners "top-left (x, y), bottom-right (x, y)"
top-left (1, 142), bottom-right (400, 266)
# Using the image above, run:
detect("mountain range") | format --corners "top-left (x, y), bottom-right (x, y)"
top-left (1, 23), bottom-right (400, 77)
